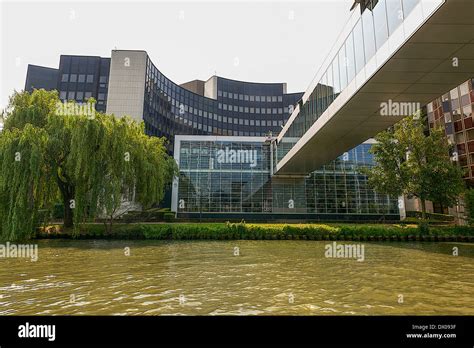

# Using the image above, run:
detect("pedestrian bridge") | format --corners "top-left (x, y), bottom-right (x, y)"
top-left (275, 0), bottom-right (474, 175)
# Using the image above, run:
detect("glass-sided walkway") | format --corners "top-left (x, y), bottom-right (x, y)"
top-left (275, 0), bottom-right (474, 175)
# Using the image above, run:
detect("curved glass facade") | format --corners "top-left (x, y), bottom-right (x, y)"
top-left (143, 56), bottom-right (302, 152)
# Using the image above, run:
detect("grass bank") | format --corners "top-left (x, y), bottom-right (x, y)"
top-left (36, 222), bottom-right (474, 242)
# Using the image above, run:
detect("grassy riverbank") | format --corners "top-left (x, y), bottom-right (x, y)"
top-left (36, 222), bottom-right (474, 242)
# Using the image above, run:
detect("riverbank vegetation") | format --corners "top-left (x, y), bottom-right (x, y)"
top-left (364, 115), bottom-right (466, 220)
top-left (36, 222), bottom-right (474, 242)
top-left (0, 90), bottom-right (176, 241)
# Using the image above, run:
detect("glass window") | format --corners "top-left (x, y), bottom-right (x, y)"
top-left (339, 47), bottom-right (348, 90)
top-left (218, 90), bottom-right (222, 97)
top-left (98, 93), bottom-right (105, 100)
top-left (256, 96), bottom-right (260, 102)
top-left (460, 82), bottom-right (469, 96)
top-left (266, 96), bottom-right (272, 102)
top-left (223, 91), bottom-right (228, 97)
top-left (78, 74), bottom-right (85, 83)
top-left (99, 76), bottom-right (107, 83)
top-left (373, 0), bottom-right (389, 50)
top-left (76, 91), bottom-right (84, 100)
top-left (68, 91), bottom-right (75, 100)
top-left (70, 74), bottom-right (77, 83)
top-left (272, 96), bottom-right (277, 102)
top-left (362, 6), bottom-right (376, 62)
top-left (86, 74), bottom-right (93, 83)
top-left (333, 55), bottom-right (341, 94)
top-left (61, 74), bottom-right (69, 82)
top-left (353, 19), bottom-right (366, 74)
top-left (403, 0), bottom-right (419, 17)
top-left (327, 66), bottom-right (334, 104)
top-left (386, 0), bottom-right (403, 35)
top-left (278, 96), bottom-right (283, 102)
top-left (59, 91), bottom-right (67, 99)
top-left (250, 95), bottom-right (255, 101)
top-left (345, 32), bottom-right (356, 82)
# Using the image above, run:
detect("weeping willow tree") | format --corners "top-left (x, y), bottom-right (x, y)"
top-left (0, 89), bottom-right (177, 241)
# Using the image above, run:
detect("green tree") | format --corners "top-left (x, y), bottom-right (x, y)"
top-left (0, 90), bottom-right (177, 240)
top-left (364, 115), bottom-right (465, 220)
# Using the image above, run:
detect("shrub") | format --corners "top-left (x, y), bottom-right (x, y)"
top-left (406, 210), bottom-right (454, 222)
top-left (163, 212), bottom-right (175, 222)
top-left (464, 189), bottom-right (474, 225)
top-left (35, 222), bottom-right (474, 240)
top-left (53, 203), bottom-right (64, 219)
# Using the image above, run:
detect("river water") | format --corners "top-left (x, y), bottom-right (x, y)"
top-left (0, 240), bottom-right (473, 315)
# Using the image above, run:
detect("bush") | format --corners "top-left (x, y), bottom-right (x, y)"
top-left (52, 203), bottom-right (64, 220)
top-left (35, 222), bottom-right (474, 240)
top-left (418, 222), bottom-right (430, 235)
top-left (163, 212), bottom-right (175, 222)
top-left (464, 189), bottom-right (474, 225)
top-left (405, 210), bottom-right (454, 222)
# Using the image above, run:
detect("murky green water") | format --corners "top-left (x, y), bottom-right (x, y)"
top-left (0, 240), bottom-right (473, 315)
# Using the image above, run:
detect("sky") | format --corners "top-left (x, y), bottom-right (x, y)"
top-left (0, 0), bottom-right (352, 110)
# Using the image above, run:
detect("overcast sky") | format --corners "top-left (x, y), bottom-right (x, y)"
top-left (0, 0), bottom-right (352, 109)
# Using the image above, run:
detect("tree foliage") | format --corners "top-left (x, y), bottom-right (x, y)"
top-left (0, 89), bottom-right (177, 241)
top-left (364, 115), bottom-right (465, 219)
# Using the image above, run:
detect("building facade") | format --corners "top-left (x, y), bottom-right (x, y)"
top-left (172, 136), bottom-right (399, 220)
top-left (25, 49), bottom-right (400, 220)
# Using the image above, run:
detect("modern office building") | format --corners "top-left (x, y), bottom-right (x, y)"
top-left (403, 78), bottom-right (474, 218)
top-left (24, 48), bottom-right (399, 220)
top-left (173, 136), bottom-right (399, 220)
top-left (26, 55), bottom-right (111, 113)
top-left (20, 0), bottom-right (474, 221)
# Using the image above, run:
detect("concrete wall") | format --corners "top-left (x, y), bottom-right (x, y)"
top-left (180, 79), bottom-right (205, 96)
top-left (204, 76), bottom-right (217, 100)
top-left (106, 50), bottom-right (147, 122)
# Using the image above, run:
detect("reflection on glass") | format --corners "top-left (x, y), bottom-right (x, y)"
top-left (333, 54), bottom-right (341, 94)
top-left (345, 32), bottom-right (356, 82)
top-left (402, 0), bottom-right (419, 17)
top-left (362, 7), bottom-right (376, 63)
top-left (339, 47), bottom-right (348, 90)
top-left (373, 0), bottom-right (389, 50)
top-left (327, 64), bottom-right (335, 103)
top-left (386, 0), bottom-right (403, 35)
top-left (353, 19), bottom-right (365, 74)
